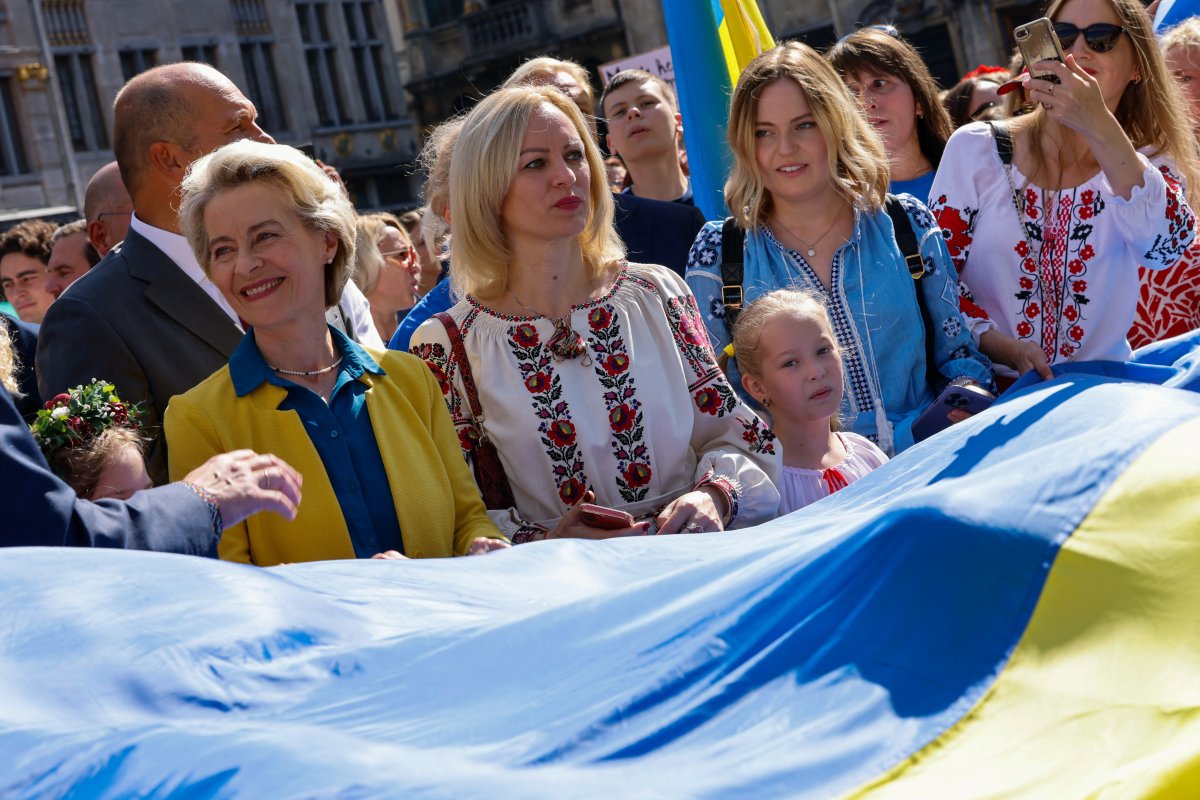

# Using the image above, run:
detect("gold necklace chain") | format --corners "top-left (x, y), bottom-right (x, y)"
top-left (771, 206), bottom-right (846, 258)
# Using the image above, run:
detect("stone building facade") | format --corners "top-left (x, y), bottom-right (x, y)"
top-left (0, 0), bottom-right (421, 221)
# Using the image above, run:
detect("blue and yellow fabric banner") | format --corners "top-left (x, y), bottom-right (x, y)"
top-left (4, 334), bottom-right (1200, 796)
top-left (662, 0), bottom-right (774, 221)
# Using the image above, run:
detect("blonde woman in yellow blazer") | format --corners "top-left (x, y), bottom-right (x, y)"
top-left (166, 140), bottom-right (506, 566)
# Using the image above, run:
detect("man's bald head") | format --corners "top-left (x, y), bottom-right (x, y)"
top-left (83, 161), bottom-right (133, 256)
top-left (112, 62), bottom-right (230, 192)
top-left (83, 161), bottom-right (130, 223)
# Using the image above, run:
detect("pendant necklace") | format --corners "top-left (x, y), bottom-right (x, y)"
top-left (773, 208), bottom-right (844, 258)
top-left (508, 287), bottom-right (592, 365)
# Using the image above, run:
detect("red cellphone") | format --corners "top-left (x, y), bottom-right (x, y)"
top-left (578, 503), bottom-right (636, 530)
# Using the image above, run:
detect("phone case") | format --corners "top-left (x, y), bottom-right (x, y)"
top-left (578, 503), bottom-right (636, 530)
top-left (912, 383), bottom-right (996, 443)
top-left (1015, 18), bottom-right (1065, 84)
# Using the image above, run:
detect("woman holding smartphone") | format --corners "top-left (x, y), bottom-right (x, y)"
top-left (929, 0), bottom-right (1197, 382)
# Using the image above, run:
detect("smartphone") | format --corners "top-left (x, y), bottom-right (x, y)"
top-left (1014, 18), bottom-right (1066, 84)
top-left (912, 383), bottom-right (995, 443)
top-left (298, 142), bottom-right (316, 159)
top-left (578, 503), bottom-right (636, 530)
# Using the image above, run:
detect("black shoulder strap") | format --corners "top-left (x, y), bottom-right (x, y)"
top-left (719, 217), bottom-right (746, 328)
top-left (988, 120), bottom-right (1013, 165)
top-left (885, 194), bottom-right (945, 393)
top-left (885, 194), bottom-right (923, 279)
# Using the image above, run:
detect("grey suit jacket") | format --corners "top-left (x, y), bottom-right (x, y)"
top-left (36, 227), bottom-right (244, 485)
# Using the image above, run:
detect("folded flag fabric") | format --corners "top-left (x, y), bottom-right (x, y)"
top-left (3, 344), bottom-right (1200, 798)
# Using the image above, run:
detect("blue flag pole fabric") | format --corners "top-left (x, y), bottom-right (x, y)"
top-left (661, 0), bottom-right (774, 222)
top-left (5, 334), bottom-right (1200, 796)
top-left (1153, 0), bottom-right (1199, 31)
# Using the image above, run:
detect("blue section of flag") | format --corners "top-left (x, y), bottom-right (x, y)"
top-left (663, 0), bottom-right (734, 221)
top-left (4, 346), bottom-right (1200, 796)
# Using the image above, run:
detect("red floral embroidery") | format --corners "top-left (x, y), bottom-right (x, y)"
top-left (694, 387), bottom-right (721, 415)
top-left (1025, 302), bottom-right (1040, 319)
top-left (1021, 258), bottom-right (1037, 274)
top-left (1064, 306), bottom-right (1078, 322)
top-left (1024, 188), bottom-right (1039, 219)
top-left (1080, 190), bottom-right (1095, 205)
top-left (1079, 244), bottom-right (1095, 261)
top-left (524, 372), bottom-right (551, 394)
top-left (1068, 259), bottom-right (1085, 275)
top-left (1078, 205), bottom-right (1093, 220)
top-left (586, 301), bottom-right (651, 502)
top-left (513, 323), bottom-right (539, 349)
top-left (546, 419), bottom-right (576, 447)
top-left (609, 403), bottom-right (635, 433)
top-left (559, 477), bottom-right (587, 505)
top-left (1130, 243), bottom-right (1200, 348)
top-left (1068, 325), bottom-right (1084, 342)
top-left (458, 428), bottom-right (479, 453)
top-left (1017, 321), bottom-right (1033, 337)
top-left (933, 200), bottom-right (975, 269)
top-left (1072, 280), bottom-right (1087, 293)
top-left (622, 462), bottom-right (652, 488)
top-left (601, 353), bottom-right (629, 376)
top-left (1019, 277), bottom-right (1034, 290)
top-left (1015, 240), bottom-right (1030, 258)
top-left (587, 307), bottom-right (612, 331)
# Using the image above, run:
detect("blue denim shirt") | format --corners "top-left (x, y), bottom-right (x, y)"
top-left (229, 325), bottom-right (403, 556)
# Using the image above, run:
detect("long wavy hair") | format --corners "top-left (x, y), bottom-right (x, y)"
top-left (725, 41), bottom-right (890, 230)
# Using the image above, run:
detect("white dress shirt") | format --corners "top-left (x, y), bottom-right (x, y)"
top-left (129, 213), bottom-right (242, 328)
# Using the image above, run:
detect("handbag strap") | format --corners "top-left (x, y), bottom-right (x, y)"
top-left (433, 311), bottom-right (486, 424)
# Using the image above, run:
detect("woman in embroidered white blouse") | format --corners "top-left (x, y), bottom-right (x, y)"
top-left (410, 86), bottom-right (781, 543)
top-left (929, 0), bottom-right (1198, 381)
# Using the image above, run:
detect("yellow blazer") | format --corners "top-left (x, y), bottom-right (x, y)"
top-left (165, 348), bottom-right (503, 566)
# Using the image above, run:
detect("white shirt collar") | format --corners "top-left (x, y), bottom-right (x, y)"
top-left (129, 213), bottom-right (241, 326)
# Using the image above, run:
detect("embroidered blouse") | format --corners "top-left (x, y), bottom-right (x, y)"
top-left (685, 196), bottom-right (994, 455)
top-left (929, 122), bottom-right (1196, 374)
top-left (409, 262), bottom-right (781, 540)
top-left (777, 432), bottom-right (888, 516)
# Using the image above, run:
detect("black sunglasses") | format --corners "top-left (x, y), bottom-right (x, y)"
top-left (1052, 22), bottom-right (1127, 53)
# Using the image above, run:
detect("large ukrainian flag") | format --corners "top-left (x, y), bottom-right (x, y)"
top-left (662, 0), bottom-right (774, 221)
top-left (3, 337), bottom-right (1200, 796)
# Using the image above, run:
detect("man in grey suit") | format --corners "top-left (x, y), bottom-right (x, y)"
top-left (36, 63), bottom-right (269, 485)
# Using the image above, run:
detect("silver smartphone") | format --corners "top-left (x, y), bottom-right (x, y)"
top-left (1014, 17), bottom-right (1066, 84)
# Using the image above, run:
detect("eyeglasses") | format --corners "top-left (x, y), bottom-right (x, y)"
top-left (1052, 22), bottom-right (1127, 53)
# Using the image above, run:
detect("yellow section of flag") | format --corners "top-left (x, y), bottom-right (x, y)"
top-left (717, 0), bottom-right (775, 85)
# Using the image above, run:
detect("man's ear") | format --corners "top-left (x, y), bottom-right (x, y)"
top-left (605, 132), bottom-right (617, 156)
top-left (148, 140), bottom-right (188, 181)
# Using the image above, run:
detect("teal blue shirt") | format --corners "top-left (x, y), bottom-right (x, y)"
top-left (229, 326), bottom-right (403, 557)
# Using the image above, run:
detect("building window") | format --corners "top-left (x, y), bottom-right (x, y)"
top-left (53, 52), bottom-right (108, 152)
top-left (181, 44), bottom-right (218, 66)
top-left (119, 48), bottom-right (158, 81)
top-left (343, 0), bottom-right (394, 122)
top-left (0, 77), bottom-right (27, 175)
top-left (295, 1), bottom-right (347, 127)
top-left (240, 40), bottom-right (285, 132)
top-left (422, 0), bottom-right (463, 28)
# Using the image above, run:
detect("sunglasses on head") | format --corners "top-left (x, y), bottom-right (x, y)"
top-left (1052, 22), bottom-right (1127, 53)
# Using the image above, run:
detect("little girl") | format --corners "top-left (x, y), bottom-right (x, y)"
top-left (732, 289), bottom-right (888, 515)
top-left (30, 379), bottom-right (153, 501)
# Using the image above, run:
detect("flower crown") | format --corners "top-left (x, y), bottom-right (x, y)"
top-left (30, 379), bottom-right (143, 456)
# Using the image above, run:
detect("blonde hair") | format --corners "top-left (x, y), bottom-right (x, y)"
top-left (417, 115), bottom-right (464, 261)
top-left (1160, 16), bottom-right (1200, 53)
top-left (179, 140), bottom-right (357, 308)
top-left (726, 41), bottom-right (890, 229)
top-left (352, 212), bottom-right (408, 296)
top-left (504, 56), bottom-right (596, 114)
top-left (1019, 0), bottom-right (1199, 204)
top-left (732, 288), bottom-right (837, 380)
top-left (448, 85), bottom-right (624, 300)
top-left (0, 320), bottom-right (17, 394)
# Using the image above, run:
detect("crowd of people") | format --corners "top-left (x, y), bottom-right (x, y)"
top-left (2, 0), bottom-right (1196, 560)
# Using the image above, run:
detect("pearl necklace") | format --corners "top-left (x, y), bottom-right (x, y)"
top-left (267, 355), bottom-right (343, 376)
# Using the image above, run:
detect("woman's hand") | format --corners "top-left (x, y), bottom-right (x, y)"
top-left (1026, 55), bottom-right (1144, 200)
top-left (467, 537), bottom-right (511, 555)
top-left (1026, 55), bottom-right (1114, 133)
top-left (372, 550), bottom-right (408, 560)
top-left (655, 489), bottom-right (726, 535)
top-left (1009, 340), bottom-right (1054, 380)
top-left (546, 491), bottom-right (650, 540)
